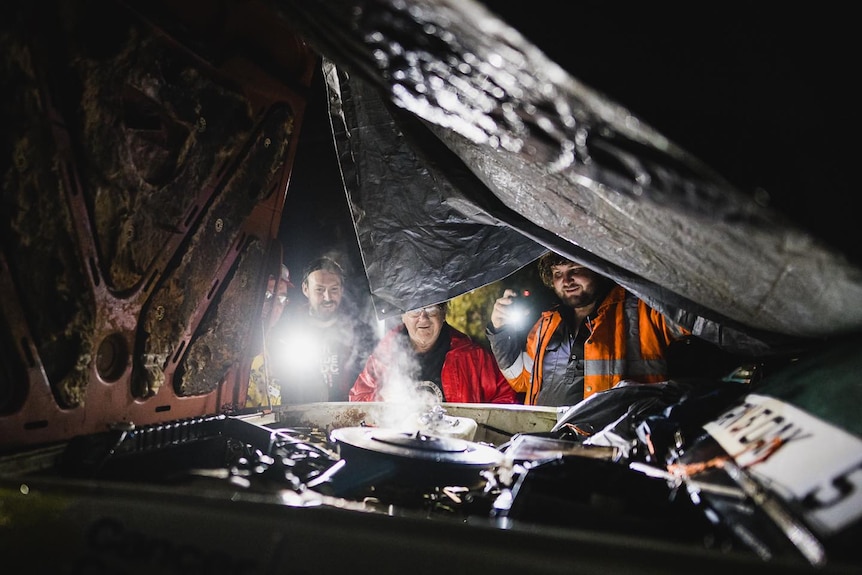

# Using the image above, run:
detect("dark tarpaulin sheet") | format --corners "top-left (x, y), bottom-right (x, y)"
top-left (324, 60), bottom-right (545, 318)
top-left (278, 0), bottom-right (862, 339)
top-left (324, 63), bottom-right (803, 353)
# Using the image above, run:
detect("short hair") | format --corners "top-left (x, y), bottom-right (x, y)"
top-left (537, 251), bottom-right (574, 287)
top-left (302, 256), bottom-right (344, 285)
top-left (431, 301), bottom-right (450, 316)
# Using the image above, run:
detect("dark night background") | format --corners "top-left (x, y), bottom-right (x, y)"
top-left (278, 67), bottom-right (372, 308)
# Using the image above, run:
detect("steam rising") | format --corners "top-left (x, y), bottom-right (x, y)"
top-left (370, 339), bottom-right (476, 440)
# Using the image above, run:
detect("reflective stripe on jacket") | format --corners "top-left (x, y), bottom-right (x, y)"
top-left (502, 285), bottom-right (690, 405)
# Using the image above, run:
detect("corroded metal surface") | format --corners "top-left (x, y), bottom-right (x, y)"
top-left (0, 0), bottom-right (317, 448)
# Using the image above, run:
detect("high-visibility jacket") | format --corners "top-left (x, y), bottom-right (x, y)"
top-left (498, 285), bottom-right (690, 405)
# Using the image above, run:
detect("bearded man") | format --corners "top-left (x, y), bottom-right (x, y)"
top-left (486, 252), bottom-right (691, 406)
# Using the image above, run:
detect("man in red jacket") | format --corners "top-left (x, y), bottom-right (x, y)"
top-left (349, 302), bottom-right (516, 404)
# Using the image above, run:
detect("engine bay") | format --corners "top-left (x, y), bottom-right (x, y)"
top-left (32, 405), bottom-right (726, 547)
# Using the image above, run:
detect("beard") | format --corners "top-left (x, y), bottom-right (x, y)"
top-left (556, 282), bottom-right (608, 310)
top-left (558, 291), bottom-right (596, 309)
top-left (311, 301), bottom-right (339, 320)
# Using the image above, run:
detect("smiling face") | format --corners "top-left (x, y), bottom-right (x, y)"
top-left (402, 305), bottom-right (446, 353)
top-left (302, 269), bottom-right (343, 320)
top-left (549, 263), bottom-right (607, 312)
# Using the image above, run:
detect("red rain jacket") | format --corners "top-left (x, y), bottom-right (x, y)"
top-left (350, 324), bottom-right (517, 404)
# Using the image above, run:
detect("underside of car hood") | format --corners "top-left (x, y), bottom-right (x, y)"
top-left (0, 0), bottom-right (318, 447)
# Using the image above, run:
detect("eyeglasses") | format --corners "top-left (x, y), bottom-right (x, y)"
top-left (265, 291), bottom-right (288, 305)
top-left (405, 306), bottom-right (443, 318)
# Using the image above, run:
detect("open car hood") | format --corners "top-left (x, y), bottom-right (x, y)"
top-left (2, 2), bottom-right (862, 572)
top-left (1, 0), bottom-right (859, 446)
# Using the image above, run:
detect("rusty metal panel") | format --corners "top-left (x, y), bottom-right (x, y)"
top-left (0, 0), bottom-right (317, 450)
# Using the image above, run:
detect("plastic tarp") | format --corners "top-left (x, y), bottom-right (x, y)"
top-left (325, 62), bottom-right (545, 317)
top-left (278, 0), bottom-right (862, 339)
